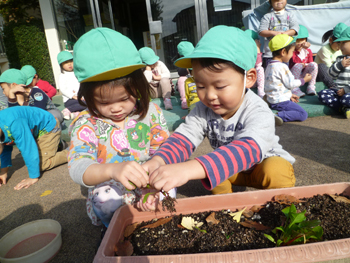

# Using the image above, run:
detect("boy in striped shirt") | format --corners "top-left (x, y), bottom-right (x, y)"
top-left (143, 26), bottom-right (296, 195)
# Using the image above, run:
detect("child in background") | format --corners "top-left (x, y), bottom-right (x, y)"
top-left (57, 51), bottom-right (86, 120)
top-left (319, 27), bottom-right (350, 118)
top-left (69, 28), bottom-right (176, 228)
top-left (259, 0), bottom-right (299, 68)
top-left (142, 26), bottom-right (296, 196)
top-left (245, 29), bottom-right (265, 98)
top-left (21, 65), bottom-right (57, 99)
top-left (0, 106), bottom-right (68, 190)
top-left (289, 25), bottom-right (318, 97)
top-left (139, 47), bottom-right (173, 110)
top-left (265, 34), bottom-right (311, 123)
top-left (176, 41), bottom-right (195, 109)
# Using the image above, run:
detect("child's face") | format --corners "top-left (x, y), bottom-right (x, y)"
top-left (281, 46), bottom-right (295, 63)
top-left (28, 74), bottom-right (39, 87)
top-left (149, 61), bottom-right (158, 70)
top-left (62, 60), bottom-right (74, 72)
top-left (330, 38), bottom-right (340, 52)
top-left (0, 83), bottom-right (10, 97)
top-left (192, 60), bottom-right (245, 120)
top-left (94, 85), bottom-right (137, 124)
top-left (340, 41), bottom-right (350, 56)
top-left (295, 38), bottom-right (307, 51)
top-left (271, 0), bottom-right (287, 11)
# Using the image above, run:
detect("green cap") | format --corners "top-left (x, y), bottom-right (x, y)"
top-left (334, 26), bottom-right (350, 42)
top-left (174, 26), bottom-right (256, 72)
top-left (177, 41), bottom-right (195, 57)
top-left (0, 69), bottom-right (27, 85)
top-left (297, 25), bottom-right (309, 39)
top-left (269, 34), bottom-right (296, 52)
top-left (57, 51), bottom-right (73, 65)
top-left (333, 23), bottom-right (348, 39)
top-left (139, 47), bottom-right (159, 65)
top-left (73, 28), bottom-right (145, 83)
top-left (244, 29), bottom-right (259, 40)
top-left (21, 65), bottom-right (37, 85)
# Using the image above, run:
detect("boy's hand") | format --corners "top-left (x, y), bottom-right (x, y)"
top-left (8, 84), bottom-right (26, 99)
top-left (291, 94), bottom-right (299, 103)
top-left (304, 73), bottom-right (312, 83)
top-left (136, 189), bottom-right (159, 212)
top-left (303, 42), bottom-right (311, 49)
top-left (0, 167), bottom-right (9, 186)
top-left (337, 88), bottom-right (345, 96)
top-left (14, 178), bottom-right (39, 190)
top-left (341, 57), bottom-right (350, 68)
top-left (142, 156), bottom-right (166, 175)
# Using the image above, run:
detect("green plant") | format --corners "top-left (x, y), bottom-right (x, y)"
top-left (264, 203), bottom-right (323, 246)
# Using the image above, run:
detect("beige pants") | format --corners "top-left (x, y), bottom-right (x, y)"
top-left (36, 119), bottom-right (68, 171)
top-left (211, 156), bottom-right (295, 195)
top-left (150, 78), bottom-right (172, 99)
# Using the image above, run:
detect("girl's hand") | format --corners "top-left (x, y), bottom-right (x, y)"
top-left (337, 88), bottom-right (345, 96)
top-left (152, 74), bottom-right (161, 81)
top-left (145, 65), bottom-right (152, 71)
top-left (136, 189), bottom-right (159, 212)
top-left (142, 156), bottom-right (166, 175)
top-left (291, 94), bottom-right (299, 103)
top-left (303, 42), bottom-right (311, 49)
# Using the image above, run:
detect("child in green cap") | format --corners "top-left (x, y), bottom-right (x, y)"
top-left (68, 28), bottom-right (176, 228)
top-left (289, 25), bottom-right (318, 97)
top-left (138, 47), bottom-right (173, 110)
top-left (319, 26), bottom-right (350, 118)
top-left (265, 34), bottom-right (312, 123)
top-left (142, 26), bottom-right (296, 196)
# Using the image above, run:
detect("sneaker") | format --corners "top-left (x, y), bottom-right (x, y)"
top-left (164, 98), bottom-right (173, 110)
top-left (62, 108), bottom-right (71, 120)
top-left (70, 112), bottom-right (80, 120)
top-left (306, 86), bottom-right (317, 95)
top-left (292, 87), bottom-right (305, 98)
top-left (342, 107), bottom-right (350, 119)
top-left (58, 139), bottom-right (69, 152)
top-left (274, 114), bottom-right (283, 126)
top-left (181, 99), bottom-right (188, 109)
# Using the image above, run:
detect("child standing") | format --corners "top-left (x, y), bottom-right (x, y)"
top-left (258, 0), bottom-right (299, 68)
top-left (57, 51), bottom-right (86, 120)
top-left (319, 27), bottom-right (350, 118)
top-left (265, 34), bottom-right (312, 123)
top-left (139, 47), bottom-right (173, 110)
top-left (142, 26), bottom-right (296, 195)
top-left (0, 106), bottom-right (68, 190)
top-left (289, 25), bottom-right (318, 97)
top-left (21, 65), bottom-right (57, 99)
top-left (69, 28), bottom-right (175, 227)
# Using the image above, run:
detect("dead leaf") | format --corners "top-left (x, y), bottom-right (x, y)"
top-left (114, 240), bottom-right (133, 256)
top-left (181, 217), bottom-right (204, 230)
top-left (328, 194), bottom-right (350, 204)
top-left (250, 205), bottom-right (264, 213)
top-left (273, 194), bottom-right (305, 205)
top-left (124, 222), bottom-right (140, 237)
top-left (40, 190), bottom-right (52, 197)
top-left (242, 209), bottom-right (254, 218)
top-left (141, 217), bottom-right (172, 229)
top-left (229, 207), bottom-right (246, 223)
top-left (206, 212), bottom-right (220, 225)
top-left (177, 224), bottom-right (186, 229)
top-left (239, 220), bottom-right (271, 230)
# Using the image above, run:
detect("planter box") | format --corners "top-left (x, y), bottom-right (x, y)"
top-left (94, 182), bottom-right (350, 263)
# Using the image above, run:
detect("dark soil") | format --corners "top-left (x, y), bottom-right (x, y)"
top-left (123, 194), bottom-right (350, 256)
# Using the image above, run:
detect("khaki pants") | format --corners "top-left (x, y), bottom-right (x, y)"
top-left (150, 78), bottom-right (172, 99)
top-left (211, 156), bottom-right (295, 195)
top-left (36, 119), bottom-right (68, 171)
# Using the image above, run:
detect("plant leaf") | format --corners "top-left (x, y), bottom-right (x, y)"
top-left (194, 226), bottom-right (207, 233)
top-left (229, 207), bottom-right (247, 223)
top-left (264, 234), bottom-right (276, 243)
top-left (276, 239), bottom-right (283, 246)
top-left (141, 217), bottom-right (172, 229)
top-left (143, 192), bottom-right (156, 203)
top-left (206, 212), bottom-right (220, 225)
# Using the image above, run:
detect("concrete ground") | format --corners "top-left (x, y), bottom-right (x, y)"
top-left (0, 115), bottom-right (350, 262)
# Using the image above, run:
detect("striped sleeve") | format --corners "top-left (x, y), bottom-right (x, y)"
top-left (196, 137), bottom-right (262, 190)
top-left (329, 60), bottom-right (344, 79)
top-left (152, 132), bottom-right (195, 164)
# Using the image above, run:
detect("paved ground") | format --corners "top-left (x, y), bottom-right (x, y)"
top-left (0, 115), bottom-right (350, 262)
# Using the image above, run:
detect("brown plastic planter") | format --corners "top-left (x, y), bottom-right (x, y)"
top-left (94, 182), bottom-right (350, 263)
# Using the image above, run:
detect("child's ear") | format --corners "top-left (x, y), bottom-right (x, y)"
top-left (245, 68), bottom-right (257, 89)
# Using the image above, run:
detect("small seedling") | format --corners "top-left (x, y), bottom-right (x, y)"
top-left (264, 203), bottom-right (323, 246)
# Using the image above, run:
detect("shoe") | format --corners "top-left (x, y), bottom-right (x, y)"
top-left (274, 114), bottom-right (283, 126)
top-left (62, 108), bottom-right (71, 120)
top-left (58, 139), bottom-right (69, 152)
top-left (70, 112), bottom-right (80, 120)
top-left (292, 87), bottom-right (305, 97)
top-left (181, 99), bottom-right (188, 109)
top-left (342, 107), bottom-right (350, 119)
top-left (164, 98), bottom-right (173, 110)
top-left (306, 86), bottom-right (317, 95)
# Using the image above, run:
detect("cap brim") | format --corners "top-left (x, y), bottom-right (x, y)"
top-left (80, 64), bottom-right (145, 83)
top-left (26, 76), bottom-right (34, 86)
top-left (174, 52), bottom-right (230, 68)
top-left (334, 37), bottom-right (350, 42)
top-left (145, 56), bottom-right (159, 65)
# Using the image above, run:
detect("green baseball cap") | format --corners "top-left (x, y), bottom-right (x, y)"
top-left (0, 69), bottom-right (27, 85)
top-left (73, 28), bottom-right (145, 83)
top-left (269, 34), bottom-right (296, 52)
top-left (139, 47), bottom-right (159, 65)
top-left (175, 26), bottom-right (256, 71)
top-left (244, 29), bottom-right (259, 40)
top-left (296, 25), bottom-right (309, 39)
top-left (333, 23), bottom-right (348, 39)
top-left (21, 65), bottom-right (37, 85)
top-left (177, 41), bottom-right (195, 57)
top-left (57, 51), bottom-right (73, 65)
top-left (334, 26), bottom-right (350, 42)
